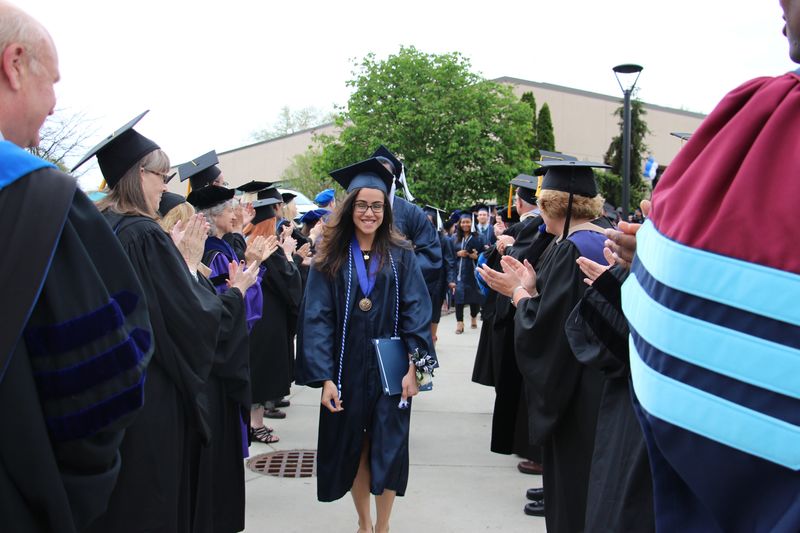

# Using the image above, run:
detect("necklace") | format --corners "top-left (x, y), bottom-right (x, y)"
top-left (361, 250), bottom-right (371, 261)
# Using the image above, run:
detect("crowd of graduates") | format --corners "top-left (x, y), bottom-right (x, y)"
top-left (3, 1), bottom-right (800, 532)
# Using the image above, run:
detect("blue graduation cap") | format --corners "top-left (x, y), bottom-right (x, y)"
top-left (300, 208), bottom-right (329, 226)
top-left (314, 188), bottom-right (335, 206)
top-left (329, 158), bottom-right (394, 195)
top-left (72, 110), bottom-right (161, 188)
top-left (178, 150), bottom-right (221, 190)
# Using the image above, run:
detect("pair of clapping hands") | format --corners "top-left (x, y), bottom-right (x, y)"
top-left (170, 214), bottom-right (263, 296)
top-left (478, 201), bottom-right (651, 302)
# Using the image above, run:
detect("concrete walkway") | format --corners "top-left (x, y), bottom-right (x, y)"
top-left (243, 311), bottom-right (546, 532)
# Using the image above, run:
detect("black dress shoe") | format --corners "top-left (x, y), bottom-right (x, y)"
top-left (275, 399), bottom-right (291, 408)
top-left (524, 500), bottom-right (545, 517)
top-left (526, 487), bottom-right (544, 501)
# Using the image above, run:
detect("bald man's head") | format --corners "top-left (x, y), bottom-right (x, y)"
top-left (0, 1), bottom-right (59, 148)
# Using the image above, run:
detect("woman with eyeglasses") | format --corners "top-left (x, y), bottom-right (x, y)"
top-left (74, 112), bottom-right (231, 533)
top-left (296, 158), bottom-right (436, 533)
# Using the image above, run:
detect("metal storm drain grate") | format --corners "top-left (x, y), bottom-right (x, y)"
top-left (247, 450), bottom-right (317, 478)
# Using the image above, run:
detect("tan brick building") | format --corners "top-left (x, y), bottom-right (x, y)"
top-left (169, 76), bottom-right (705, 194)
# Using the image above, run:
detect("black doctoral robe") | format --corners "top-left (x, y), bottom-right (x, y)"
top-left (88, 213), bottom-right (223, 533)
top-left (514, 219), bottom-right (611, 533)
top-left (392, 197), bottom-right (443, 313)
top-left (249, 247), bottom-right (303, 404)
top-left (565, 266), bottom-right (654, 533)
top-left (193, 277), bottom-right (251, 533)
top-left (295, 245), bottom-right (434, 502)
top-left (0, 160), bottom-right (152, 533)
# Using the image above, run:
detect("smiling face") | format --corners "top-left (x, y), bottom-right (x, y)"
top-left (459, 216), bottom-right (472, 234)
top-left (352, 187), bottom-right (385, 239)
top-left (476, 210), bottom-right (489, 226)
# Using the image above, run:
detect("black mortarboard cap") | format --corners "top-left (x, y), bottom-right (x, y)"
top-left (329, 158), bottom-right (394, 194)
top-left (498, 205), bottom-right (520, 224)
top-left (511, 174), bottom-right (538, 204)
top-left (258, 187), bottom-right (284, 202)
top-left (237, 180), bottom-right (274, 193)
top-left (534, 160), bottom-right (609, 198)
top-left (281, 191), bottom-right (297, 204)
top-left (252, 197), bottom-right (281, 225)
top-left (72, 110), bottom-right (160, 188)
top-left (178, 150), bottom-right (221, 190)
top-left (186, 185), bottom-right (235, 210)
top-left (158, 192), bottom-right (186, 216)
top-left (538, 150), bottom-right (578, 162)
top-left (670, 132), bottom-right (692, 141)
top-left (371, 145), bottom-right (403, 179)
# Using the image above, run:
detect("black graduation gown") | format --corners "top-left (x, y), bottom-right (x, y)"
top-left (514, 220), bottom-right (611, 533)
top-left (295, 245), bottom-right (434, 502)
top-left (249, 248), bottom-right (302, 404)
top-left (431, 232), bottom-right (455, 324)
top-left (392, 197), bottom-right (443, 310)
top-left (194, 277), bottom-right (251, 533)
top-left (453, 233), bottom-right (484, 305)
top-left (488, 215), bottom-right (553, 456)
top-left (0, 163), bottom-right (152, 533)
top-left (565, 266), bottom-right (654, 533)
top-left (88, 213), bottom-right (223, 533)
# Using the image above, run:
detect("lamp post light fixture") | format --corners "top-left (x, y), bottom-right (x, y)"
top-left (612, 63), bottom-right (643, 218)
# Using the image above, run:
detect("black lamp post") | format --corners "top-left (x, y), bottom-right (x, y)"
top-left (613, 63), bottom-right (643, 217)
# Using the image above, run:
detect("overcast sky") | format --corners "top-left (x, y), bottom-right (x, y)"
top-left (25, 0), bottom-right (795, 189)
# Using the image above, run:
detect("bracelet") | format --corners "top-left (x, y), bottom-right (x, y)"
top-left (510, 285), bottom-right (528, 305)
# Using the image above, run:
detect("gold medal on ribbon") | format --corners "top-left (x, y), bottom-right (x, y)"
top-left (359, 297), bottom-right (373, 312)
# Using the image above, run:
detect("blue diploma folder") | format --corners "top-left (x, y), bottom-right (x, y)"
top-left (373, 337), bottom-right (409, 396)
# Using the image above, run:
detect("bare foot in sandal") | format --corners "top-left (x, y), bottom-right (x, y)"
top-left (252, 426), bottom-right (280, 444)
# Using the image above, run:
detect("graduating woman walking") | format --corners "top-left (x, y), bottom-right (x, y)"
top-left (296, 158), bottom-right (436, 533)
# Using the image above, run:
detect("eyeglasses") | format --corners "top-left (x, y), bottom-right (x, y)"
top-left (354, 201), bottom-right (384, 214)
top-left (142, 167), bottom-right (176, 184)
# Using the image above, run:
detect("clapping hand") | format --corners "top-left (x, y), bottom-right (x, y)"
top-left (171, 214), bottom-right (209, 271)
top-left (262, 235), bottom-right (279, 261)
top-left (576, 252), bottom-right (613, 286)
top-left (604, 200), bottom-right (651, 269)
top-left (227, 260), bottom-right (260, 294)
top-left (296, 242), bottom-right (312, 259)
top-left (281, 235), bottom-right (297, 257)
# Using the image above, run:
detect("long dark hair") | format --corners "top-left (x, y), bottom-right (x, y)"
top-left (314, 189), bottom-right (409, 278)
top-left (455, 216), bottom-right (476, 244)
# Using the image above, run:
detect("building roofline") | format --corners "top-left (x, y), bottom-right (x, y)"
top-left (492, 76), bottom-right (707, 119)
top-left (217, 122), bottom-right (338, 157)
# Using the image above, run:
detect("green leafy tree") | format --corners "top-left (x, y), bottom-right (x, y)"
top-left (603, 96), bottom-right (651, 207)
top-left (278, 146), bottom-right (336, 199)
top-left (594, 169), bottom-right (646, 212)
top-left (520, 92), bottom-right (539, 159)
top-left (313, 46), bottom-right (535, 209)
top-left (535, 103), bottom-right (555, 153)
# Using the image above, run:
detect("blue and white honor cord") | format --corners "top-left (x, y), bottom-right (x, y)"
top-left (336, 248), bottom-right (399, 400)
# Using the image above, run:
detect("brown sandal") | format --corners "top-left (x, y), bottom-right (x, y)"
top-left (455, 322), bottom-right (464, 334)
